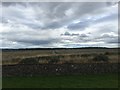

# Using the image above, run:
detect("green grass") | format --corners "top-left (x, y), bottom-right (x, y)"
top-left (0, 77), bottom-right (1, 89)
top-left (2, 74), bottom-right (118, 88)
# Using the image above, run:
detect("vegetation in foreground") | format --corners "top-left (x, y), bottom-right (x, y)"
top-left (3, 74), bottom-right (118, 88)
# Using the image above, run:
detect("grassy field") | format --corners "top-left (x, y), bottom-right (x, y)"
top-left (2, 48), bottom-right (119, 88)
top-left (2, 74), bottom-right (118, 88)
top-left (2, 48), bottom-right (119, 65)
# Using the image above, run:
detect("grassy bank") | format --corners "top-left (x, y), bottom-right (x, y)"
top-left (2, 74), bottom-right (118, 88)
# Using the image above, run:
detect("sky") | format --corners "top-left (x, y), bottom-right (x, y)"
top-left (0, 2), bottom-right (119, 48)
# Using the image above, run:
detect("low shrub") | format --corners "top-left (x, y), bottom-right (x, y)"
top-left (104, 52), bottom-right (111, 55)
top-left (81, 54), bottom-right (91, 57)
top-left (48, 59), bottom-right (60, 64)
top-left (92, 54), bottom-right (109, 62)
top-left (19, 58), bottom-right (39, 64)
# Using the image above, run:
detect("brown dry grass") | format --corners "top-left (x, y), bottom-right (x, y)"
top-left (1, 48), bottom-right (119, 65)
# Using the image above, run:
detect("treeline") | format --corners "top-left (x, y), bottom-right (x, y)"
top-left (1, 47), bottom-right (119, 52)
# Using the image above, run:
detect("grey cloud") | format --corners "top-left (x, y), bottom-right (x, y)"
top-left (69, 33), bottom-right (118, 44)
top-left (61, 31), bottom-right (80, 36)
top-left (63, 31), bottom-right (71, 36)
top-left (42, 21), bottom-right (62, 29)
top-left (74, 2), bottom-right (106, 16)
top-left (1, 2), bottom-right (28, 7)
top-left (106, 2), bottom-right (118, 6)
top-left (15, 39), bottom-right (60, 45)
top-left (94, 13), bottom-right (117, 23)
top-left (23, 22), bottom-right (42, 30)
top-left (72, 33), bottom-right (79, 36)
top-left (31, 2), bottom-right (110, 30)
top-left (2, 34), bottom-right (61, 47)
top-left (2, 2), bottom-right (114, 30)
top-left (80, 34), bottom-right (88, 37)
top-left (106, 40), bottom-right (119, 44)
top-left (92, 34), bottom-right (118, 44)
top-left (101, 33), bottom-right (116, 38)
top-left (67, 20), bottom-right (90, 30)
top-left (1, 2), bottom-right (118, 48)
top-left (67, 12), bottom-right (117, 30)
top-left (62, 43), bottom-right (83, 48)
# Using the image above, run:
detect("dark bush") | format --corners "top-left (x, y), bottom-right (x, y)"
top-left (19, 58), bottom-right (39, 64)
top-left (48, 56), bottom-right (60, 64)
top-left (92, 54), bottom-right (109, 62)
top-left (64, 61), bottom-right (71, 64)
top-left (64, 60), bottom-right (74, 64)
top-left (81, 54), bottom-right (91, 57)
top-left (104, 52), bottom-right (111, 55)
top-left (48, 59), bottom-right (59, 64)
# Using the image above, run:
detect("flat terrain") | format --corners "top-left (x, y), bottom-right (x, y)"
top-left (2, 48), bottom-right (119, 88)
top-left (1, 48), bottom-right (119, 65)
top-left (2, 74), bottom-right (118, 88)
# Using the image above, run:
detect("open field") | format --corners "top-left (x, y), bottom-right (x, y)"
top-left (2, 48), bottom-right (119, 88)
top-left (1, 48), bottom-right (119, 65)
top-left (2, 74), bottom-right (118, 88)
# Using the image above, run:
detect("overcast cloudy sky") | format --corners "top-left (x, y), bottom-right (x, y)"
top-left (0, 2), bottom-right (118, 48)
